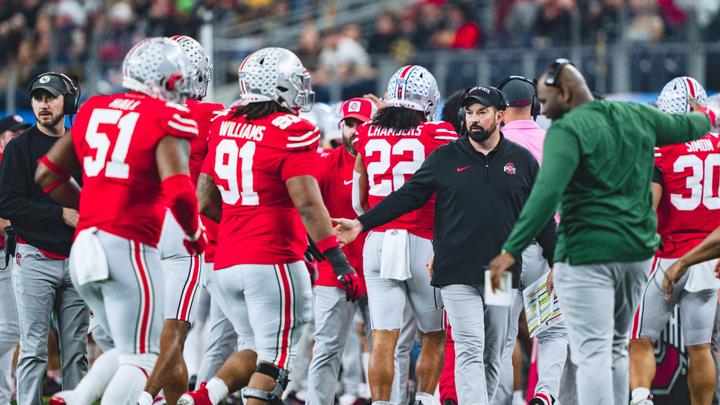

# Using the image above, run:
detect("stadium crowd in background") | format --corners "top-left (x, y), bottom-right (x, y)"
top-left (2, 0), bottom-right (720, 109)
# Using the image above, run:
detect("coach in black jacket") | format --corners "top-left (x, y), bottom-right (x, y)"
top-left (334, 86), bottom-right (556, 404)
top-left (0, 73), bottom-right (88, 405)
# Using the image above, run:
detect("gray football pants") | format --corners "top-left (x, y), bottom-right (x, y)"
top-left (341, 309), bottom-right (367, 396)
top-left (554, 259), bottom-right (651, 405)
top-left (496, 244), bottom-right (568, 403)
top-left (195, 266), bottom-right (239, 386)
top-left (391, 302), bottom-right (417, 405)
top-left (306, 286), bottom-right (370, 404)
top-left (0, 257), bottom-right (19, 404)
top-left (14, 243), bottom-right (89, 405)
top-left (441, 284), bottom-right (510, 405)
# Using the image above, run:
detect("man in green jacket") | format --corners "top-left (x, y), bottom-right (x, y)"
top-left (489, 59), bottom-right (715, 405)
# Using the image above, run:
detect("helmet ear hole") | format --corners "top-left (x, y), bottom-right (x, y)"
top-left (277, 86), bottom-right (288, 92)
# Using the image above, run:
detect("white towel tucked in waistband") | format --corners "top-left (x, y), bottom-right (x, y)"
top-left (71, 227), bottom-right (109, 286)
top-left (685, 259), bottom-right (720, 292)
top-left (380, 229), bottom-right (411, 281)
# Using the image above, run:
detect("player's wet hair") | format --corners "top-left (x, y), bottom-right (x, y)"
top-left (371, 106), bottom-right (425, 131)
top-left (231, 101), bottom-right (294, 121)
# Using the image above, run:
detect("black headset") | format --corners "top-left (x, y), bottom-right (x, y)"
top-left (496, 75), bottom-right (541, 119)
top-left (26, 72), bottom-right (81, 115)
top-left (456, 86), bottom-right (508, 135)
top-left (543, 58), bottom-right (573, 88)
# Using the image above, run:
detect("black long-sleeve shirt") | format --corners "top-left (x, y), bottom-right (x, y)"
top-left (0, 126), bottom-right (75, 256)
top-left (359, 135), bottom-right (556, 288)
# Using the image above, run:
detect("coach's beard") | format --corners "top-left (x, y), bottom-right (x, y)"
top-left (38, 113), bottom-right (64, 129)
top-left (468, 123), bottom-right (496, 143)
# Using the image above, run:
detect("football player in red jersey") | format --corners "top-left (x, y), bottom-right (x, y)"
top-left (306, 97), bottom-right (376, 404)
top-left (629, 77), bottom-right (720, 405)
top-left (178, 47), bottom-right (361, 405)
top-left (35, 37), bottom-right (207, 405)
top-left (137, 35), bottom-right (226, 405)
top-left (344, 65), bottom-right (457, 405)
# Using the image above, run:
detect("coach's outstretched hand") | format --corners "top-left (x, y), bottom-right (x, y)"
top-left (332, 218), bottom-right (363, 245)
top-left (662, 259), bottom-right (689, 300)
top-left (488, 251), bottom-right (516, 293)
top-left (325, 246), bottom-right (363, 302)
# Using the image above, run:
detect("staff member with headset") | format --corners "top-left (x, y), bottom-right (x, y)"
top-left (494, 76), bottom-right (569, 405)
top-left (490, 59), bottom-right (715, 405)
top-left (334, 86), bottom-right (557, 405)
top-left (0, 72), bottom-right (89, 405)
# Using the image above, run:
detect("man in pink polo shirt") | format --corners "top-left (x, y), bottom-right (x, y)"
top-left (495, 76), bottom-right (569, 405)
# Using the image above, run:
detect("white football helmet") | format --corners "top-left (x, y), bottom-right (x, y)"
top-left (122, 37), bottom-right (194, 103)
top-left (657, 76), bottom-right (707, 114)
top-left (386, 65), bottom-right (440, 119)
top-left (171, 35), bottom-right (213, 100)
top-left (237, 47), bottom-right (314, 112)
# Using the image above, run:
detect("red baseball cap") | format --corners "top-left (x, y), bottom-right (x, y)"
top-left (339, 98), bottom-right (376, 125)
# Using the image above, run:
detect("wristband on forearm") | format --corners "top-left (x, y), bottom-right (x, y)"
top-left (315, 235), bottom-right (340, 254)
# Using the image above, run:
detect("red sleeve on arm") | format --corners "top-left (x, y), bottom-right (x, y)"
top-left (281, 150), bottom-right (321, 181)
top-left (162, 173), bottom-right (200, 236)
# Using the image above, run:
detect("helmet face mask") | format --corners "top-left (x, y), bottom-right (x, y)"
top-left (237, 47), bottom-right (315, 112)
top-left (122, 37), bottom-right (194, 103)
top-left (657, 76), bottom-right (708, 115)
top-left (171, 35), bottom-right (213, 100)
top-left (385, 65), bottom-right (440, 119)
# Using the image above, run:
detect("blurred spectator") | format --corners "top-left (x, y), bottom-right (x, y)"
top-left (583, 0), bottom-right (623, 44)
top-left (367, 12), bottom-right (399, 54)
top-left (438, 1), bottom-right (482, 49)
top-left (626, 0), bottom-right (664, 42)
top-left (533, 0), bottom-right (574, 47)
top-left (414, 0), bottom-right (446, 50)
top-left (298, 24), bottom-right (322, 73)
top-left (503, 0), bottom-right (538, 47)
top-left (98, 2), bottom-right (136, 66)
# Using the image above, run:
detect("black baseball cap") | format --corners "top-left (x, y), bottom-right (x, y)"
top-left (500, 79), bottom-right (536, 108)
top-left (27, 74), bottom-right (67, 98)
top-left (462, 86), bottom-right (508, 110)
top-left (0, 115), bottom-right (30, 133)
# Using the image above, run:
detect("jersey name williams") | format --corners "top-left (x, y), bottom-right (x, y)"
top-left (368, 126), bottom-right (422, 137)
top-left (685, 138), bottom-right (714, 152)
top-left (218, 121), bottom-right (265, 141)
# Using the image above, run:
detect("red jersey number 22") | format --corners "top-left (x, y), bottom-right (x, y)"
top-left (214, 139), bottom-right (259, 206)
top-left (84, 108), bottom-right (139, 179)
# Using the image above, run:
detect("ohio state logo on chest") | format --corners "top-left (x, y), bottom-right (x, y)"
top-left (504, 163), bottom-right (516, 175)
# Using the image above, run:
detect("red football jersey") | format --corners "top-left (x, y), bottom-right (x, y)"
top-left (354, 120), bottom-right (457, 239)
top-left (73, 91), bottom-right (198, 246)
top-left (202, 111), bottom-right (321, 269)
top-left (316, 147), bottom-right (366, 289)
top-left (187, 99), bottom-right (226, 184)
top-left (655, 133), bottom-right (720, 257)
top-left (186, 99), bottom-right (225, 263)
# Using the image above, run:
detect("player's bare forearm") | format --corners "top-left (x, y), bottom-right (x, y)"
top-left (677, 226), bottom-right (720, 267)
top-left (35, 132), bottom-right (81, 208)
top-left (197, 173), bottom-right (222, 222)
top-left (156, 136), bottom-right (190, 180)
top-left (286, 175), bottom-right (334, 242)
top-left (354, 154), bottom-right (369, 211)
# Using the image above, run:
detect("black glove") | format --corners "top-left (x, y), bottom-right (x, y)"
top-left (325, 246), bottom-right (362, 302)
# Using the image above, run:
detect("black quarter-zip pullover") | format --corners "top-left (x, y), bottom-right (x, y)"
top-left (358, 134), bottom-right (556, 287)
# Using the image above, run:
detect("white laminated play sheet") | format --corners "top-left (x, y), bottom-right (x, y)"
top-left (523, 271), bottom-right (562, 337)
